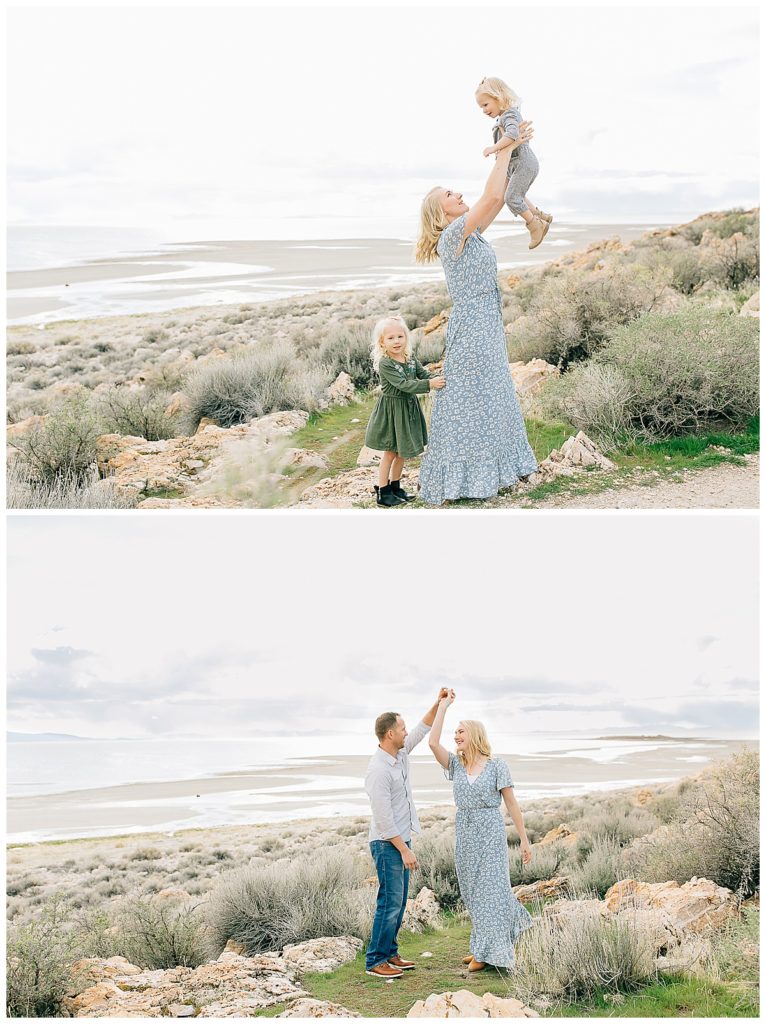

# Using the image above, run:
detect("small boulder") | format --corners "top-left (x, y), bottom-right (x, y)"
top-left (536, 825), bottom-right (578, 847)
top-left (407, 990), bottom-right (539, 1017)
top-left (280, 936), bottom-right (363, 974)
top-left (403, 886), bottom-right (441, 932)
top-left (327, 372), bottom-right (356, 405)
top-left (514, 876), bottom-right (572, 904)
top-left (356, 446), bottom-right (383, 467)
top-left (285, 448), bottom-right (329, 470)
top-left (422, 310), bottom-right (449, 335)
top-left (279, 998), bottom-right (360, 1017)
top-left (739, 290), bottom-right (760, 318)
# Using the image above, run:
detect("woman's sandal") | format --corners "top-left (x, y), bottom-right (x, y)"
top-left (468, 960), bottom-right (487, 972)
top-left (462, 955), bottom-right (474, 964)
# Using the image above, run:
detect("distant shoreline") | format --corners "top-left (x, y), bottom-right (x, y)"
top-left (7, 737), bottom-right (756, 846)
top-left (7, 222), bottom-right (668, 325)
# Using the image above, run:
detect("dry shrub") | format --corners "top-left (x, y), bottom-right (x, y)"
top-left (206, 849), bottom-right (372, 954)
top-left (412, 833), bottom-right (461, 910)
top-left (97, 386), bottom-right (180, 440)
top-left (7, 391), bottom-right (101, 483)
top-left (626, 750), bottom-right (759, 896)
top-left (182, 342), bottom-right (329, 430)
top-left (506, 264), bottom-right (666, 368)
top-left (545, 309), bottom-right (759, 446)
top-left (513, 900), bottom-right (658, 1002)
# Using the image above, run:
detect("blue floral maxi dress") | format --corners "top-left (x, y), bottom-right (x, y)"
top-left (448, 753), bottom-right (534, 968)
top-left (419, 213), bottom-right (538, 505)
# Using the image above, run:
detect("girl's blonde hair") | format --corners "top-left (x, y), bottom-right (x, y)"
top-left (415, 187), bottom-right (449, 264)
top-left (370, 315), bottom-right (412, 373)
top-left (457, 720), bottom-right (493, 769)
top-left (475, 76), bottom-right (521, 112)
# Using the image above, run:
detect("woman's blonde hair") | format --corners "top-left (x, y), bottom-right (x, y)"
top-left (370, 315), bottom-right (412, 373)
top-left (457, 720), bottom-right (493, 770)
top-left (415, 187), bottom-right (449, 264)
top-left (475, 76), bottom-right (521, 112)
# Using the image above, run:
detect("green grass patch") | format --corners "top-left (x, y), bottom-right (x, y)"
top-left (254, 914), bottom-right (759, 1018)
top-left (273, 394), bottom-right (377, 505)
top-left (265, 919), bottom-right (522, 1018)
top-left (556, 975), bottom-right (759, 1018)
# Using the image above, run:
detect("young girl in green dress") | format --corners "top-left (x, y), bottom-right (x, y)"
top-left (365, 316), bottom-right (445, 507)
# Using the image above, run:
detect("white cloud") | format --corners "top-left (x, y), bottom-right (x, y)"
top-left (7, 514), bottom-right (759, 739)
top-left (6, 6), bottom-right (759, 234)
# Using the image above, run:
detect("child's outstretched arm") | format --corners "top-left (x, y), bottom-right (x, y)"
top-left (463, 120), bottom-right (533, 238)
top-left (484, 135), bottom-right (515, 158)
top-left (379, 360), bottom-right (443, 394)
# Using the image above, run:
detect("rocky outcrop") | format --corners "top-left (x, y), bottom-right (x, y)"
top-left (278, 997), bottom-right (360, 1017)
top-left (513, 876), bottom-right (572, 904)
top-left (422, 310), bottom-right (449, 335)
top-left (531, 431), bottom-right (616, 483)
top-left (280, 936), bottom-right (363, 974)
top-left (94, 410), bottom-right (309, 501)
top-left (65, 951), bottom-right (304, 1017)
top-left (407, 990), bottom-right (539, 1018)
top-left (509, 358), bottom-right (559, 411)
top-left (299, 466), bottom-right (419, 508)
top-left (536, 824), bottom-right (579, 848)
top-left (542, 876), bottom-right (738, 974)
top-left (327, 372), bottom-right (356, 405)
top-left (603, 877), bottom-right (738, 934)
top-left (402, 886), bottom-right (441, 932)
top-left (356, 445), bottom-right (383, 467)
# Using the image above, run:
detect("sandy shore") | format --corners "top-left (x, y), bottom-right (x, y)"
top-left (7, 738), bottom-right (754, 843)
top-left (7, 223), bottom-right (664, 323)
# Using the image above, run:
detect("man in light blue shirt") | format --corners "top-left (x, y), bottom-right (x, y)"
top-left (363, 688), bottom-right (449, 979)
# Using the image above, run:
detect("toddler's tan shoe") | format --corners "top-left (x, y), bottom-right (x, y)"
top-left (462, 954), bottom-right (474, 964)
top-left (468, 959), bottom-right (487, 972)
top-left (527, 217), bottom-right (546, 249)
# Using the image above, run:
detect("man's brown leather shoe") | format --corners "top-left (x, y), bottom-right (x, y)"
top-left (365, 962), bottom-right (403, 979)
top-left (388, 955), bottom-right (415, 970)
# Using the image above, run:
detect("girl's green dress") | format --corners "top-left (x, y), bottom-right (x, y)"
top-left (365, 356), bottom-right (433, 457)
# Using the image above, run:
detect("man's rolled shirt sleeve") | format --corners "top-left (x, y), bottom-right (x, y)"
top-left (403, 719), bottom-right (430, 755)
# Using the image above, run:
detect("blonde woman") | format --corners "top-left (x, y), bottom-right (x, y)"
top-left (415, 126), bottom-right (538, 506)
top-left (428, 690), bottom-right (533, 972)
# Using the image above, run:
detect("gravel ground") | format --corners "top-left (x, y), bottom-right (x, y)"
top-left (533, 455), bottom-right (759, 509)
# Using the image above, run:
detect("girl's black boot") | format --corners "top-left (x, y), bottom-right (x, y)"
top-left (374, 484), bottom-right (405, 507)
top-left (390, 479), bottom-right (415, 502)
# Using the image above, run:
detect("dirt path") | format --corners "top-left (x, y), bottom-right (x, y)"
top-left (295, 455), bottom-right (759, 510)
top-left (532, 455), bottom-right (759, 509)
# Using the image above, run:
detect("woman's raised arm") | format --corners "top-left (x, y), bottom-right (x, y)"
top-left (428, 691), bottom-right (454, 770)
top-left (463, 121), bottom-right (534, 239)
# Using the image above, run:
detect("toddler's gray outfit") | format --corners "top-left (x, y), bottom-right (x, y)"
top-left (493, 108), bottom-right (539, 216)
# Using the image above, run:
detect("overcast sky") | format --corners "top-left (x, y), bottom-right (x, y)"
top-left (7, 514), bottom-right (758, 742)
top-left (7, 4), bottom-right (759, 237)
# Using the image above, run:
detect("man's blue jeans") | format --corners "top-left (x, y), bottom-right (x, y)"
top-left (365, 839), bottom-right (410, 970)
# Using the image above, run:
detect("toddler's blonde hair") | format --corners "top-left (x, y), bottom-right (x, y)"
top-left (457, 720), bottom-right (493, 770)
top-left (370, 315), bottom-right (412, 373)
top-left (415, 187), bottom-right (449, 264)
top-left (476, 76), bottom-right (521, 112)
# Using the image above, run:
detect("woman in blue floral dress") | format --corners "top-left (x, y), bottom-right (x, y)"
top-left (415, 124), bottom-right (538, 505)
top-left (428, 690), bottom-right (534, 971)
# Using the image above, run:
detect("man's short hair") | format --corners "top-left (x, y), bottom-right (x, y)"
top-left (375, 711), bottom-right (400, 741)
